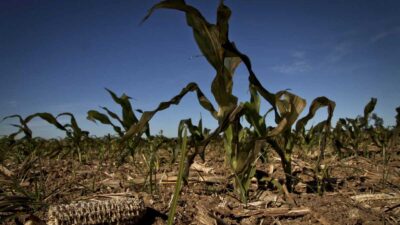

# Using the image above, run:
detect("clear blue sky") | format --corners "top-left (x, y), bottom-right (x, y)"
top-left (1, 0), bottom-right (399, 138)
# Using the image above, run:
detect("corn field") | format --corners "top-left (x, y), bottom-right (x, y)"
top-left (1, 1), bottom-right (399, 225)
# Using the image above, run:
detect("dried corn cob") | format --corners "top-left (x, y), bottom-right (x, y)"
top-left (47, 196), bottom-right (146, 225)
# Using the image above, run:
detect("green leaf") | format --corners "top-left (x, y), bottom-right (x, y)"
top-left (143, 0), bottom-right (231, 70)
top-left (2, 115), bottom-right (33, 139)
top-left (87, 110), bottom-right (123, 137)
top-left (2, 115), bottom-right (24, 124)
top-left (105, 88), bottom-right (139, 131)
top-left (122, 82), bottom-right (217, 142)
top-left (58, 112), bottom-right (89, 138)
top-left (167, 127), bottom-right (188, 225)
top-left (100, 106), bottom-right (124, 128)
top-left (26, 112), bottom-right (66, 131)
top-left (143, 0), bottom-right (240, 119)
top-left (222, 42), bottom-right (277, 117)
top-left (242, 86), bottom-right (265, 136)
top-left (362, 97), bottom-right (377, 126)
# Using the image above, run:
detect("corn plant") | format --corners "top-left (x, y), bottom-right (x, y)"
top-left (140, 1), bottom-right (256, 202)
top-left (9, 112), bottom-right (89, 161)
top-left (222, 46), bottom-right (337, 194)
top-left (2, 113), bottom-right (67, 161)
top-left (0, 136), bottom-right (9, 163)
top-left (56, 113), bottom-right (89, 160)
top-left (296, 122), bottom-right (326, 155)
top-left (394, 107), bottom-right (400, 144)
top-left (333, 98), bottom-right (377, 157)
top-left (370, 110), bottom-right (400, 154)
top-left (165, 127), bottom-right (188, 225)
top-left (296, 97), bottom-right (336, 161)
top-left (1, 114), bottom-right (35, 140)
top-left (87, 88), bottom-right (147, 137)
top-left (140, 136), bottom-right (164, 194)
top-left (120, 82), bottom-right (217, 157)
top-left (87, 88), bottom-right (150, 161)
top-left (371, 117), bottom-right (390, 156)
top-left (139, 0), bottom-right (338, 200)
top-left (369, 108), bottom-right (400, 186)
top-left (177, 118), bottom-right (211, 182)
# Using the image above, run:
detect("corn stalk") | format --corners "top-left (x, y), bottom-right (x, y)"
top-left (167, 127), bottom-right (188, 225)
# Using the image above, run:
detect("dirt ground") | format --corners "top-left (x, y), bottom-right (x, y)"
top-left (1, 145), bottom-right (399, 225)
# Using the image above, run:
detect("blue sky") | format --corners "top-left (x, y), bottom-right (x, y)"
top-left (1, 0), bottom-right (399, 138)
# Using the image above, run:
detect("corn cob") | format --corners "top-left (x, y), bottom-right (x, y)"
top-left (47, 196), bottom-right (146, 225)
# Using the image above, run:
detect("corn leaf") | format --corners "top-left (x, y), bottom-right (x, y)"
top-left (2, 115), bottom-right (24, 125)
top-left (295, 96), bottom-right (336, 133)
top-left (2, 115), bottom-right (33, 139)
top-left (143, 0), bottom-right (224, 69)
top-left (143, 0), bottom-right (240, 119)
top-left (87, 110), bottom-right (124, 137)
top-left (362, 97), bottom-right (377, 126)
top-left (243, 87), bottom-right (266, 137)
top-left (167, 127), bottom-right (188, 225)
top-left (222, 42), bottom-right (277, 116)
top-left (105, 88), bottom-right (139, 131)
top-left (26, 112), bottom-right (66, 131)
top-left (268, 91), bottom-right (306, 136)
top-left (122, 82), bottom-right (217, 142)
top-left (100, 106), bottom-right (124, 127)
top-left (57, 112), bottom-right (89, 138)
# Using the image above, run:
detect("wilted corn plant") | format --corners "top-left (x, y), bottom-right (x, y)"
top-left (295, 98), bottom-right (336, 159)
top-left (2, 112), bottom-right (90, 161)
top-left (2, 114), bottom-right (57, 161)
top-left (2, 114), bottom-right (35, 140)
top-left (56, 112), bottom-right (90, 161)
top-left (369, 107), bottom-right (400, 186)
top-left (223, 31), bottom-right (338, 193)
top-left (333, 98), bottom-right (377, 157)
top-left (138, 0), bottom-right (326, 200)
top-left (35, 112), bottom-right (88, 161)
top-left (120, 82), bottom-right (218, 167)
top-left (294, 97), bottom-right (336, 195)
top-left (139, 0), bottom-right (268, 202)
top-left (87, 89), bottom-right (146, 137)
top-left (32, 112), bottom-right (89, 161)
top-left (87, 88), bottom-right (150, 161)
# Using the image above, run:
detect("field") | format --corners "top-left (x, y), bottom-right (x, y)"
top-left (1, 1), bottom-right (400, 224)
top-left (0, 138), bottom-right (399, 224)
